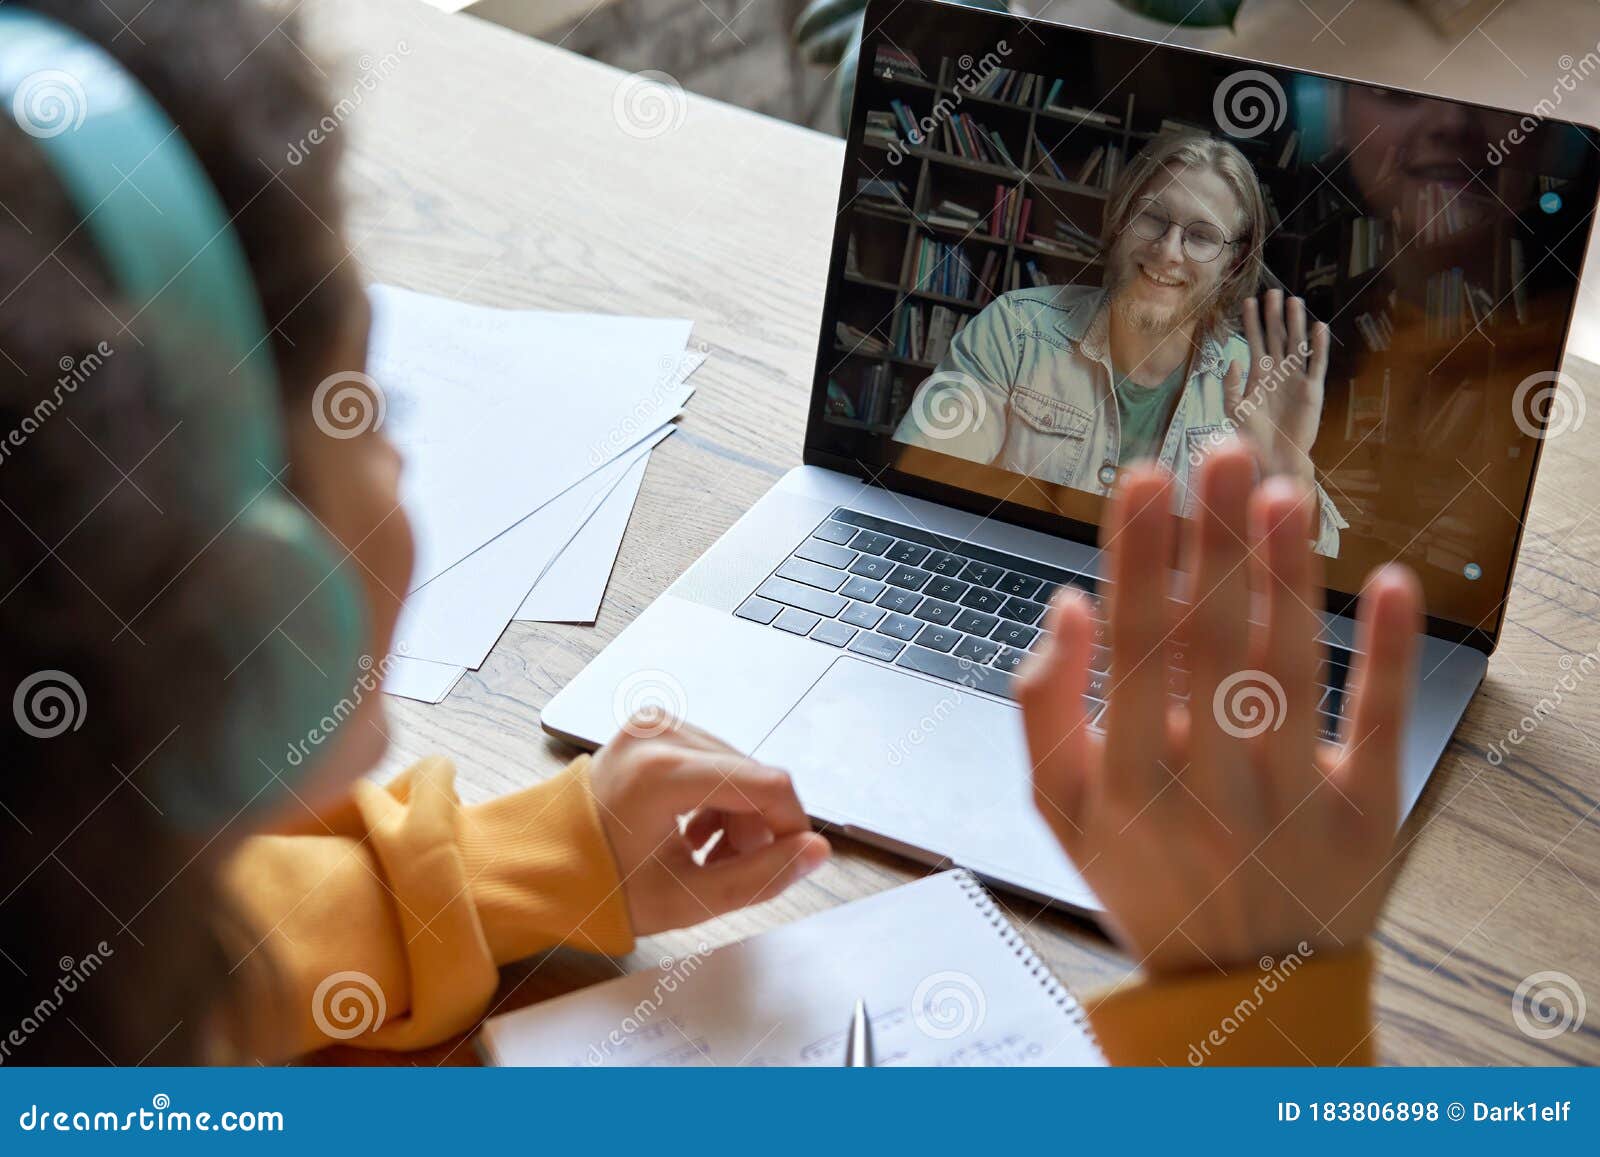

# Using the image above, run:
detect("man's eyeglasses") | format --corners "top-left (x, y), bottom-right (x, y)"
top-left (1125, 201), bottom-right (1238, 263)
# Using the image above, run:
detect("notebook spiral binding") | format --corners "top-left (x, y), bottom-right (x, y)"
top-left (952, 870), bottom-right (1102, 1054)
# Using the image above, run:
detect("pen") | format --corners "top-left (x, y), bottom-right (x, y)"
top-left (843, 998), bottom-right (874, 1067)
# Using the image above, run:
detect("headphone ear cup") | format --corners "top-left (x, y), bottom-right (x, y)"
top-left (151, 498), bottom-right (367, 827)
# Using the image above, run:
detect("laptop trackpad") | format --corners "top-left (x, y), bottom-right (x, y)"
top-left (753, 656), bottom-right (1095, 907)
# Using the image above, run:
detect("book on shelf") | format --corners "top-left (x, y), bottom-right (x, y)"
top-left (865, 109), bottom-right (899, 147)
top-left (1076, 146), bottom-right (1105, 185)
top-left (874, 45), bottom-right (926, 81)
top-left (889, 99), bottom-right (924, 146)
top-left (1348, 216), bottom-right (1388, 277)
top-left (1353, 310), bottom-right (1394, 352)
top-left (1277, 130), bottom-right (1299, 168)
top-left (1031, 133), bottom-right (1067, 181)
top-left (904, 235), bottom-right (977, 300)
top-left (836, 320), bottom-right (887, 355)
top-left (856, 176), bottom-right (909, 209)
top-left (1026, 234), bottom-right (1097, 261)
top-left (893, 302), bottom-right (970, 363)
top-left (845, 233), bottom-right (860, 277)
top-left (1304, 258), bottom-right (1338, 291)
top-left (1043, 98), bottom-right (1120, 125)
top-left (1343, 369), bottom-right (1391, 444)
top-left (1052, 217), bottom-right (1100, 250)
top-left (939, 113), bottom-right (1015, 168)
top-left (975, 249), bottom-right (1001, 305)
top-left (1424, 266), bottom-right (1469, 342)
top-left (1160, 118), bottom-right (1207, 136)
top-left (973, 68), bottom-right (1039, 106)
top-left (1024, 259), bottom-right (1050, 288)
top-left (924, 198), bottom-right (983, 230)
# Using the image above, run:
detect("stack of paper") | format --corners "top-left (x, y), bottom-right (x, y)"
top-left (364, 285), bottom-right (703, 703)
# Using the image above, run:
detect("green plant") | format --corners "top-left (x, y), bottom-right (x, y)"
top-left (794, 0), bottom-right (1246, 130)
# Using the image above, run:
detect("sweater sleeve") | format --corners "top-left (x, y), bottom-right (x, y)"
top-left (222, 754), bottom-right (634, 1060)
top-left (1084, 945), bottom-right (1375, 1066)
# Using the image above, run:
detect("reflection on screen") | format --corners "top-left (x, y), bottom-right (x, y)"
top-left (823, 25), bottom-right (1595, 628)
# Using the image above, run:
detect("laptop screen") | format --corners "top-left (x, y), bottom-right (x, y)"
top-left (804, 0), bottom-right (1600, 645)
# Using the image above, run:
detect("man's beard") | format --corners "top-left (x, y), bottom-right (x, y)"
top-left (1106, 247), bottom-right (1220, 336)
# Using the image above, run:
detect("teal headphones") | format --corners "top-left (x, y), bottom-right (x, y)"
top-left (0, 9), bottom-right (367, 823)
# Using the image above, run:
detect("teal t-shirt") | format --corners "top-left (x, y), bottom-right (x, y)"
top-left (1112, 360), bottom-right (1186, 465)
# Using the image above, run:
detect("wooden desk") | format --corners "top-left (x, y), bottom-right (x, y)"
top-left (309, 0), bottom-right (1600, 1065)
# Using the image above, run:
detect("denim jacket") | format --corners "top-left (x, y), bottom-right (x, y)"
top-left (892, 285), bottom-right (1346, 556)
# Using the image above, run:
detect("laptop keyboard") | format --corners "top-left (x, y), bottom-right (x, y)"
top-left (735, 508), bottom-right (1353, 743)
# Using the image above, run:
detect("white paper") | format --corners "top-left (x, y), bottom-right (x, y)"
top-left (367, 284), bottom-right (694, 587)
top-left (513, 351), bottom-right (704, 624)
top-left (514, 438), bottom-right (647, 622)
top-left (392, 424), bottom-right (675, 668)
top-left (479, 871), bottom-right (1105, 1068)
top-left (383, 655), bottom-right (467, 704)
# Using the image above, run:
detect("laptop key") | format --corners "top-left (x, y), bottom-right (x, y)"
top-left (876, 587), bottom-right (922, 615)
top-left (960, 561), bottom-right (1006, 587)
top-left (848, 631), bottom-right (904, 662)
top-left (992, 620), bottom-right (1037, 649)
top-left (992, 647), bottom-right (1029, 673)
top-left (1000, 596), bottom-right (1045, 625)
top-left (735, 596), bottom-right (782, 625)
top-left (924, 550), bottom-right (965, 575)
top-left (897, 645), bottom-right (1018, 700)
top-left (1317, 713), bottom-right (1343, 745)
top-left (776, 557), bottom-right (848, 592)
top-left (756, 576), bottom-right (846, 617)
top-left (959, 587), bottom-right (1006, 614)
top-left (849, 530), bottom-right (895, 555)
top-left (814, 520), bottom-right (857, 545)
top-left (952, 609), bottom-right (999, 636)
top-left (884, 540), bottom-right (931, 566)
top-left (841, 575), bottom-right (886, 602)
top-left (878, 613), bottom-right (922, 641)
top-left (848, 556), bottom-right (895, 581)
top-left (774, 607), bottom-right (821, 635)
top-left (1318, 685), bottom-right (1346, 718)
top-left (794, 538), bottom-right (856, 569)
top-left (1034, 581), bottom-right (1060, 606)
top-left (811, 619), bottom-right (856, 648)
top-left (886, 564), bottom-right (932, 591)
top-left (913, 598), bottom-right (961, 626)
top-left (924, 576), bottom-right (970, 603)
top-left (997, 572), bottom-right (1043, 599)
top-left (916, 624), bottom-right (962, 652)
top-left (841, 601), bottom-right (885, 629)
top-left (953, 635), bottom-right (1000, 663)
top-left (1085, 670), bottom-right (1109, 699)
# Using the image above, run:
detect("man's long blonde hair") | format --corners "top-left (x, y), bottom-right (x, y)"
top-left (1101, 129), bottom-right (1268, 331)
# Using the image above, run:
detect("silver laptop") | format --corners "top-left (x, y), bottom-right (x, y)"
top-left (545, 0), bottom-right (1600, 910)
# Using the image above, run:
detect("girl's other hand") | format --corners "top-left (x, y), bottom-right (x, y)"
top-left (589, 718), bottom-right (830, 936)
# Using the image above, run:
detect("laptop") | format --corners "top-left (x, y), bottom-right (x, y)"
top-left (544, 0), bottom-right (1600, 910)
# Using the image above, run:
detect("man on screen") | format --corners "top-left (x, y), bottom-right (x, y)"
top-left (893, 130), bottom-right (1347, 556)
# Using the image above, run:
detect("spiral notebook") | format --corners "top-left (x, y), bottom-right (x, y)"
top-left (478, 870), bottom-right (1105, 1067)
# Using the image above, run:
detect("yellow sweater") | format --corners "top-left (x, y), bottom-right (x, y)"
top-left (225, 756), bottom-right (1374, 1064)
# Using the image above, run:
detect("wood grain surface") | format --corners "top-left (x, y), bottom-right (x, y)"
top-left (306, 0), bottom-right (1599, 1066)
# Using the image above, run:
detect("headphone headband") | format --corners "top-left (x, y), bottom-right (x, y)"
top-left (0, 8), bottom-right (367, 824)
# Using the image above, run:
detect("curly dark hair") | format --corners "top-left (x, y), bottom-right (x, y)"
top-left (0, 0), bottom-right (357, 1063)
